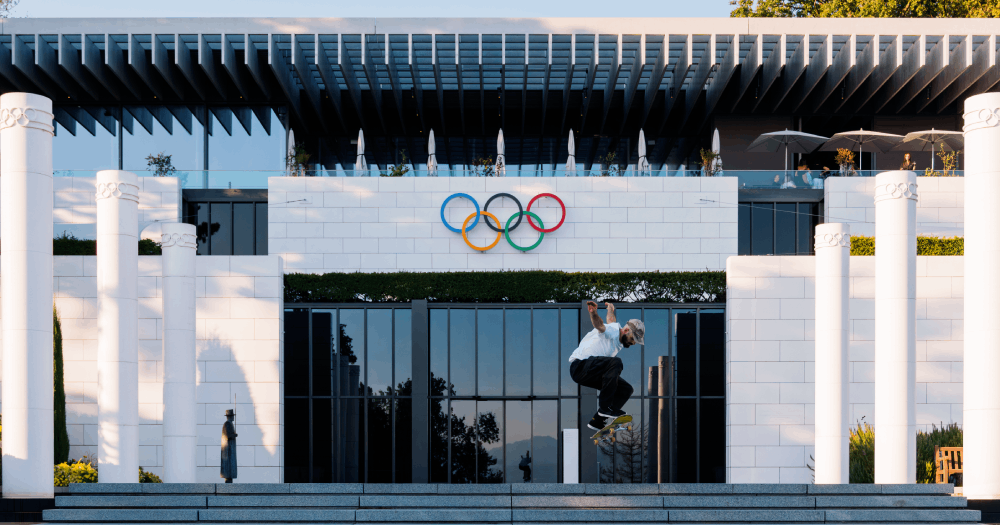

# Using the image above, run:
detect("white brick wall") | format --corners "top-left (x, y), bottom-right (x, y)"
top-left (0, 255), bottom-right (285, 482)
top-left (268, 176), bottom-right (739, 273)
top-left (725, 255), bottom-right (963, 484)
top-left (824, 177), bottom-right (964, 237)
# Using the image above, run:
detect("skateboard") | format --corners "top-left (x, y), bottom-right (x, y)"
top-left (591, 415), bottom-right (633, 444)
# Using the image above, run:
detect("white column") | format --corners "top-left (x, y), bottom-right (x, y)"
top-left (0, 93), bottom-right (54, 498)
top-left (873, 170), bottom-right (918, 484)
top-left (562, 429), bottom-right (579, 483)
top-left (161, 223), bottom-right (197, 482)
top-left (963, 93), bottom-right (1000, 498)
top-left (96, 170), bottom-right (140, 483)
top-left (814, 223), bottom-right (850, 484)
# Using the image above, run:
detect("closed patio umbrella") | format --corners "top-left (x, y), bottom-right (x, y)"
top-left (496, 129), bottom-right (506, 177)
top-left (427, 128), bottom-right (438, 176)
top-left (637, 128), bottom-right (651, 175)
top-left (893, 129), bottom-right (964, 171)
top-left (819, 128), bottom-right (903, 171)
top-left (286, 128), bottom-right (296, 176)
top-left (355, 129), bottom-right (368, 175)
top-left (566, 129), bottom-right (577, 175)
top-left (711, 127), bottom-right (722, 175)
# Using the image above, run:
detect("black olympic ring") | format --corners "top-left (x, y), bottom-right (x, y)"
top-left (482, 193), bottom-right (524, 233)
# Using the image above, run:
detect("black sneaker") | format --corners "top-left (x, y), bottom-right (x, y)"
top-left (587, 415), bottom-right (609, 431)
top-left (598, 407), bottom-right (627, 419)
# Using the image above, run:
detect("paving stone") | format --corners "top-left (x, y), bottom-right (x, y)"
top-left (512, 509), bottom-right (670, 521)
top-left (288, 484), bottom-right (364, 494)
top-left (585, 484), bottom-right (659, 494)
top-left (815, 495), bottom-right (968, 508)
top-left (731, 484), bottom-right (809, 494)
top-left (67, 483), bottom-right (143, 494)
top-left (437, 484), bottom-right (512, 494)
top-left (661, 484), bottom-right (734, 494)
top-left (142, 484), bottom-right (216, 494)
top-left (824, 509), bottom-right (980, 522)
top-left (879, 484), bottom-right (956, 494)
top-left (808, 485), bottom-right (882, 494)
top-left (662, 496), bottom-right (816, 508)
top-left (198, 509), bottom-right (355, 522)
top-left (666, 509), bottom-right (826, 522)
top-left (43, 509), bottom-right (199, 522)
top-left (214, 484), bottom-right (290, 494)
top-left (512, 484), bottom-right (586, 494)
top-left (207, 495), bottom-right (358, 507)
top-left (362, 484), bottom-right (438, 494)
top-left (355, 509), bottom-right (512, 522)
top-left (360, 495), bottom-right (510, 507)
top-left (512, 495), bottom-right (663, 508)
top-left (55, 495), bottom-right (207, 507)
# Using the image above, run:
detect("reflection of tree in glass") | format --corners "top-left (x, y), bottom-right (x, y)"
top-left (194, 221), bottom-right (220, 247)
top-left (337, 324), bottom-right (357, 364)
top-left (599, 424), bottom-right (647, 483)
top-left (426, 375), bottom-right (503, 483)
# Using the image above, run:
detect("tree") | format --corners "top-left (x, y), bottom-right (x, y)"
top-left (54, 307), bottom-right (70, 464)
top-left (598, 424), bottom-right (648, 483)
top-left (730, 0), bottom-right (1000, 17)
top-left (0, 0), bottom-right (17, 18)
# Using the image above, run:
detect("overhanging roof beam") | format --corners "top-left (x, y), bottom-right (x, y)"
top-left (58, 34), bottom-right (103, 100)
top-left (52, 107), bottom-right (76, 135)
top-left (640, 36), bottom-right (668, 127)
top-left (152, 34), bottom-right (185, 99)
top-left (362, 35), bottom-right (386, 132)
top-left (221, 34), bottom-right (252, 100)
top-left (129, 34), bottom-right (170, 100)
top-left (831, 35), bottom-right (878, 112)
top-left (125, 105), bottom-right (153, 134)
top-left (243, 35), bottom-right (272, 99)
top-left (681, 34), bottom-right (719, 127)
top-left (578, 34), bottom-right (599, 134)
top-left (13, 35), bottom-right (63, 99)
top-left (836, 34), bottom-right (901, 112)
top-left (883, 34), bottom-right (946, 112)
top-left (314, 34), bottom-right (348, 128)
top-left (210, 106), bottom-right (232, 135)
top-left (233, 106), bottom-right (252, 134)
top-left (200, 34), bottom-right (229, 98)
top-left (82, 106), bottom-right (116, 135)
top-left (36, 35), bottom-right (85, 101)
top-left (432, 35), bottom-right (447, 135)
top-left (105, 34), bottom-right (144, 98)
top-left (800, 34), bottom-right (855, 112)
top-left (340, 35), bottom-right (368, 129)
top-left (166, 105), bottom-right (192, 134)
top-left (251, 106), bottom-right (271, 135)
top-left (0, 36), bottom-right (34, 92)
top-left (148, 105), bottom-right (173, 134)
top-left (598, 34), bottom-right (621, 134)
top-left (759, 34), bottom-right (810, 112)
top-left (386, 35), bottom-right (408, 136)
top-left (64, 106), bottom-right (96, 135)
top-left (290, 34), bottom-right (331, 133)
top-left (750, 34), bottom-right (786, 112)
top-left (697, 34), bottom-right (739, 131)
top-left (915, 35), bottom-right (970, 112)
top-left (732, 34), bottom-right (763, 110)
top-left (617, 34), bottom-right (645, 135)
top-left (81, 35), bottom-right (120, 99)
top-left (175, 35), bottom-right (209, 100)
top-left (267, 34), bottom-right (307, 131)
top-left (785, 34), bottom-right (831, 112)
top-left (936, 35), bottom-right (995, 113)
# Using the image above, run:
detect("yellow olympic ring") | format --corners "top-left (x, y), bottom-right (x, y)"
top-left (462, 211), bottom-right (502, 251)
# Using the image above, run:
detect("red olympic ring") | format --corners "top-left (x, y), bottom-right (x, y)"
top-left (526, 193), bottom-right (566, 233)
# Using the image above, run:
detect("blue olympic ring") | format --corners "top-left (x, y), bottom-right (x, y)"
top-left (440, 193), bottom-right (480, 233)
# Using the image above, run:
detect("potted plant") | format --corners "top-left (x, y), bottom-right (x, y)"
top-left (145, 152), bottom-right (177, 177)
top-left (472, 156), bottom-right (496, 177)
top-left (835, 148), bottom-right (856, 176)
top-left (700, 149), bottom-right (722, 176)
top-left (600, 152), bottom-right (623, 176)
top-left (285, 142), bottom-right (311, 177)
top-left (382, 150), bottom-right (411, 177)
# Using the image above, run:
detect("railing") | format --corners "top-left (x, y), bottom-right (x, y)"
top-left (52, 169), bottom-right (965, 190)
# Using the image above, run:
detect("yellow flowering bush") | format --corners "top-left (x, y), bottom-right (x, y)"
top-left (54, 462), bottom-right (98, 486)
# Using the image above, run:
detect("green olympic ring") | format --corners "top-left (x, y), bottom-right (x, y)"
top-left (505, 211), bottom-right (544, 252)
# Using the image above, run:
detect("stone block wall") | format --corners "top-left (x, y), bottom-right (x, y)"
top-left (824, 177), bottom-right (964, 237)
top-left (725, 255), bottom-right (963, 483)
top-left (268, 176), bottom-right (739, 273)
top-left (0, 255), bottom-right (285, 482)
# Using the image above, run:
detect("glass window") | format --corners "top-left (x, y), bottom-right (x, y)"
top-left (737, 204), bottom-right (752, 255)
top-left (798, 202), bottom-right (819, 254)
top-left (53, 117), bottom-right (118, 171)
top-left (395, 398), bottom-right (413, 482)
top-left (477, 310), bottom-right (503, 396)
top-left (255, 202), bottom-right (269, 255)
top-left (477, 400), bottom-right (504, 483)
top-left (430, 309), bottom-right (449, 394)
top-left (367, 397), bottom-right (393, 482)
top-left (700, 310), bottom-right (726, 397)
top-left (505, 309), bottom-right (531, 396)
top-left (532, 401), bottom-right (558, 484)
top-left (532, 310), bottom-right (559, 396)
top-left (775, 202), bottom-right (797, 255)
top-left (750, 203), bottom-right (774, 255)
top-left (450, 310), bottom-right (475, 396)
top-left (367, 309), bottom-right (393, 395)
top-left (643, 309), bottom-right (670, 396)
top-left (340, 310), bottom-right (365, 397)
top-left (208, 107), bottom-right (284, 170)
top-left (209, 203), bottom-right (232, 255)
top-left (560, 309), bottom-right (579, 396)
top-left (284, 398), bottom-right (309, 482)
top-left (122, 108), bottom-right (203, 172)
top-left (311, 309), bottom-right (334, 397)
top-left (395, 310), bottom-right (412, 393)
top-left (449, 400), bottom-right (477, 483)
top-left (312, 398), bottom-right (332, 482)
top-left (233, 202), bottom-right (256, 255)
top-left (505, 400), bottom-right (531, 483)
top-left (615, 308), bottom-right (642, 395)
top-left (284, 309), bottom-right (309, 397)
top-left (700, 399), bottom-right (727, 483)
top-left (674, 310), bottom-right (697, 397)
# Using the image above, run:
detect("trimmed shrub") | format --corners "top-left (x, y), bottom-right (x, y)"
top-left (54, 461), bottom-right (98, 486)
top-left (53, 307), bottom-right (70, 464)
top-left (849, 419), bottom-right (875, 483)
top-left (139, 466), bottom-right (163, 483)
top-left (45, 232), bottom-right (162, 256)
top-left (916, 422), bottom-right (963, 484)
top-left (850, 236), bottom-right (964, 256)
top-left (284, 270), bottom-right (727, 304)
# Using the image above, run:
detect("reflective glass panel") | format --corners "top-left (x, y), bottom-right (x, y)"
top-left (674, 310), bottom-right (697, 396)
top-left (477, 400), bottom-right (504, 483)
top-left (430, 396), bottom-right (449, 483)
top-left (450, 400), bottom-right (477, 483)
top-left (699, 310), bottom-right (726, 397)
top-left (643, 309), bottom-right (671, 395)
top-left (775, 202), bottom-right (797, 255)
top-left (532, 400), bottom-right (558, 483)
top-left (798, 202), bottom-right (818, 254)
top-left (255, 202), bottom-right (269, 255)
top-left (284, 309), bottom-right (309, 397)
top-left (122, 109), bottom-right (203, 171)
top-left (394, 398), bottom-right (413, 482)
top-left (367, 397), bottom-right (393, 482)
top-left (209, 202), bottom-right (232, 255)
top-left (394, 309), bottom-right (412, 393)
top-left (505, 309), bottom-right (531, 396)
top-left (700, 399), bottom-right (726, 483)
top-left (367, 309), bottom-right (393, 395)
top-left (340, 310), bottom-right (365, 396)
top-left (208, 108), bottom-right (284, 170)
top-left (311, 309), bottom-right (334, 397)
top-left (615, 308), bottom-right (642, 396)
top-left (313, 398), bottom-right (332, 482)
top-left (560, 398), bottom-right (578, 435)
top-left (284, 398), bottom-right (309, 482)
top-left (430, 309), bottom-right (448, 394)
top-left (560, 309), bottom-right (579, 396)
top-left (738, 203), bottom-right (752, 255)
top-left (233, 202), bottom-right (256, 255)
top-left (53, 119), bottom-right (117, 171)
top-left (532, 310), bottom-right (559, 396)
top-left (750, 203), bottom-right (774, 255)
top-left (477, 310), bottom-right (503, 396)
top-left (506, 400), bottom-right (531, 483)
top-left (675, 399), bottom-right (697, 483)
top-left (450, 309), bottom-right (475, 396)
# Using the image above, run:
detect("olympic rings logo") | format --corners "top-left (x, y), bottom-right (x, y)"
top-left (440, 192), bottom-right (566, 252)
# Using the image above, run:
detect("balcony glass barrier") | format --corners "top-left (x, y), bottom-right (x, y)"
top-left (52, 169), bottom-right (964, 190)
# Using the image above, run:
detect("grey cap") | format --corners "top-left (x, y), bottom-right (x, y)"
top-left (626, 319), bottom-right (645, 345)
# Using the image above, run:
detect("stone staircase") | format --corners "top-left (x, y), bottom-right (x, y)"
top-left (42, 483), bottom-right (980, 524)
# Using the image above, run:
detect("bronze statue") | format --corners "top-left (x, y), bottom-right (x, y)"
top-left (221, 409), bottom-right (238, 482)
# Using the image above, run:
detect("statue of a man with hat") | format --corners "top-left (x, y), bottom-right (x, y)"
top-left (221, 409), bottom-right (238, 483)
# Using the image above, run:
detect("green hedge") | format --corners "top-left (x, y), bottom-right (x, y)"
top-left (284, 270), bottom-right (726, 304)
top-left (849, 419), bottom-right (963, 484)
top-left (850, 236), bottom-right (964, 256)
top-left (17, 233), bottom-right (164, 256)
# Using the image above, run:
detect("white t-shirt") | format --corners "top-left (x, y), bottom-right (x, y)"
top-left (568, 323), bottom-right (623, 362)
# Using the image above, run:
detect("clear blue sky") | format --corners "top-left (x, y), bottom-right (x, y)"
top-left (12, 0), bottom-right (732, 18)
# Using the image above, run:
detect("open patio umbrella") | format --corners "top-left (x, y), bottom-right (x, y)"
top-left (819, 128), bottom-right (903, 171)
top-left (893, 129), bottom-right (964, 171)
top-left (746, 129), bottom-right (830, 171)
top-left (496, 129), bottom-right (506, 177)
top-left (637, 128), bottom-right (650, 175)
top-left (427, 128), bottom-right (438, 176)
top-left (566, 128), bottom-right (577, 174)
top-left (355, 129), bottom-right (367, 175)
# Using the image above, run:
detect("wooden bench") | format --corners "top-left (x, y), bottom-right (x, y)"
top-left (935, 446), bottom-right (963, 484)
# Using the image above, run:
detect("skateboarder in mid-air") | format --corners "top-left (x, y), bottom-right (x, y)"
top-left (568, 301), bottom-right (645, 431)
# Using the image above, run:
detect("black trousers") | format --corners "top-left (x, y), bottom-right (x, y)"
top-left (570, 356), bottom-right (634, 413)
